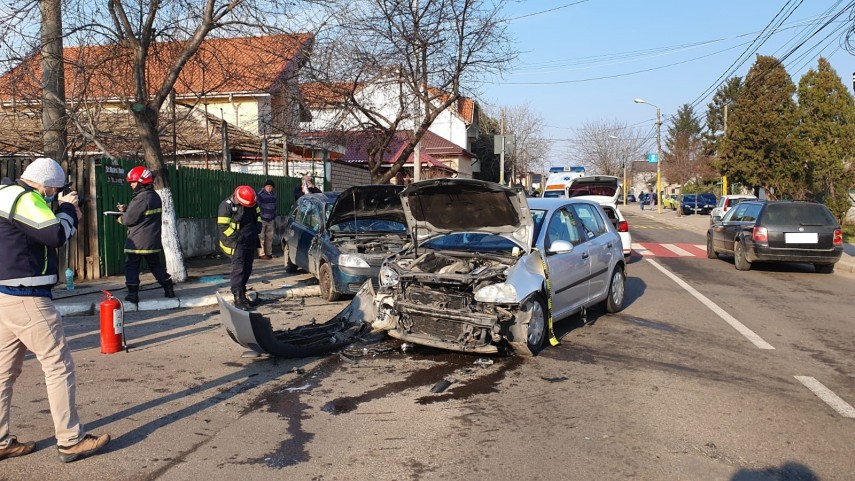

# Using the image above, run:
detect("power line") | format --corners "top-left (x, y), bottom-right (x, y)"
top-left (507, 0), bottom-right (594, 22)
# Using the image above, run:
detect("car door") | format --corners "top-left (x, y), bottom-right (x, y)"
top-left (543, 207), bottom-right (590, 319)
top-left (572, 203), bottom-right (614, 302)
top-left (291, 199), bottom-right (320, 271)
top-left (716, 204), bottom-right (749, 253)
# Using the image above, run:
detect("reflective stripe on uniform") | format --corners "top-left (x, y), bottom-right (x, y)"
top-left (0, 274), bottom-right (58, 286)
top-left (219, 241), bottom-right (234, 256)
top-left (124, 248), bottom-right (163, 254)
top-left (144, 208), bottom-right (163, 216)
top-left (217, 216), bottom-right (231, 224)
top-left (0, 188), bottom-right (59, 229)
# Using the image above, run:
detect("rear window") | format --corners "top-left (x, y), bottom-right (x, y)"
top-left (566, 184), bottom-right (617, 198)
top-left (762, 203), bottom-right (838, 226)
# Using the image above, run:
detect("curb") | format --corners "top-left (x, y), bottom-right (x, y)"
top-left (62, 285), bottom-right (321, 317)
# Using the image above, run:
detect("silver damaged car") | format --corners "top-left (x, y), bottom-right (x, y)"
top-left (368, 179), bottom-right (626, 356)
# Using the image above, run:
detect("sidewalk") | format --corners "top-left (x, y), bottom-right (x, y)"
top-left (627, 203), bottom-right (855, 275)
top-left (53, 254), bottom-right (320, 317)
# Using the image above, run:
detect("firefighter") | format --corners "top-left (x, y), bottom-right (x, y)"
top-left (117, 166), bottom-right (175, 303)
top-left (218, 186), bottom-right (261, 309)
top-left (0, 157), bottom-right (110, 462)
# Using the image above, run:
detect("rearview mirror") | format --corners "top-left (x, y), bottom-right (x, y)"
top-left (712, 215), bottom-right (721, 223)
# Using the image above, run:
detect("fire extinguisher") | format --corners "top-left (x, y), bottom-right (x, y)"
top-left (100, 290), bottom-right (127, 353)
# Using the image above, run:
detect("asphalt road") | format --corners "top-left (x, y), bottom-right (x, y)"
top-left (3, 210), bottom-right (853, 480)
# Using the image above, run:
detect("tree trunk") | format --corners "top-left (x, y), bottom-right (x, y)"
top-left (40, 0), bottom-right (67, 163)
top-left (132, 104), bottom-right (187, 282)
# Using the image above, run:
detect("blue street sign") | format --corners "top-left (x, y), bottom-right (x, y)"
top-left (648, 153), bottom-right (659, 163)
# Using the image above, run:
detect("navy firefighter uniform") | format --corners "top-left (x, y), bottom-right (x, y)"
top-left (117, 166), bottom-right (174, 303)
top-left (217, 185), bottom-right (261, 310)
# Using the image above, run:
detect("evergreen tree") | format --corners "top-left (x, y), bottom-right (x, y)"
top-left (704, 76), bottom-right (741, 159)
top-left (796, 57), bottom-right (855, 221)
top-left (663, 104), bottom-right (708, 187)
top-left (720, 55), bottom-right (800, 199)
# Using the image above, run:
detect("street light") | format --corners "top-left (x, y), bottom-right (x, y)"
top-left (634, 98), bottom-right (662, 215)
top-left (609, 135), bottom-right (627, 206)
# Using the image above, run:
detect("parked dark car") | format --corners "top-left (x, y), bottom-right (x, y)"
top-left (680, 193), bottom-right (716, 215)
top-left (282, 185), bottom-right (409, 300)
top-left (706, 200), bottom-right (843, 273)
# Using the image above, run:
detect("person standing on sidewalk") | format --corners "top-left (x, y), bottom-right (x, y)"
top-left (0, 157), bottom-right (110, 463)
top-left (117, 166), bottom-right (175, 303)
top-left (257, 179), bottom-right (277, 260)
top-left (218, 186), bottom-right (261, 310)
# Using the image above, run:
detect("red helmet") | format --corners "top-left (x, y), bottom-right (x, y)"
top-left (233, 185), bottom-right (257, 207)
top-left (127, 166), bottom-right (154, 185)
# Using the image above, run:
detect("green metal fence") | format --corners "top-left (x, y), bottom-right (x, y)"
top-left (96, 158), bottom-right (304, 276)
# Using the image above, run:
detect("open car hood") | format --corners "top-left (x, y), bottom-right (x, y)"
top-left (566, 175), bottom-right (622, 204)
top-left (400, 179), bottom-right (534, 252)
top-left (327, 185), bottom-right (406, 228)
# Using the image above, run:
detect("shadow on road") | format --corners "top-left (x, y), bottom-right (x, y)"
top-left (730, 462), bottom-right (818, 481)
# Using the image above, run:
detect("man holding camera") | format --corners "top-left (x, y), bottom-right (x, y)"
top-left (0, 157), bottom-right (110, 462)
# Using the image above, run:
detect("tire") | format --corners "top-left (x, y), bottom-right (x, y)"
top-left (734, 241), bottom-right (751, 271)
top-left (706, 234), bottom-right (718, 259)
top-left (519, 294), bottom-right (547, 355)
top-left (600, 266), bottom-right (625, 313)
top-left (814, 263), bottom-right (835, 274)
top-left (318, 262), bottom-right (341, 301)
top-left (283, 242), bottom-right (298, 273)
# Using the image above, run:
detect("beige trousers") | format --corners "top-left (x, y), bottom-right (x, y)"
top-left (0, 292), bottom-right (84, 446)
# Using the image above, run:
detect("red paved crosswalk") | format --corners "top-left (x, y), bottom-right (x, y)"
top-left (631, 242), bottom-right (708, 258)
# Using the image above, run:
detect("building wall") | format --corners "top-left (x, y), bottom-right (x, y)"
top-left (330, 162), bottom-right (372, 191)
top-left (204, 96), bottom-right (262, 134)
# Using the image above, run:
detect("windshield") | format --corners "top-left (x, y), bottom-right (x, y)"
top-left (566, 184), bottom-right (617, 198)
top-left (329, 219), bottom-right (407, 234)
top-left (531, 209), bottom-right (547, 244)
top-left (421, 232), bottom-right (518, 253)
top-left (542, 190), bottom-right (563, 198)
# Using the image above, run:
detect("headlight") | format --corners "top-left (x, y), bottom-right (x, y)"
top-left (379, 265), bottom-right (399, 287)
top-left (474, 283), bottom-right (517, 303)
top-left (338, 254), bottom-right (370, 268)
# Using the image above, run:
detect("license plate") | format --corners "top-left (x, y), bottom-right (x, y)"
top-left (785, 232), bottom-right (818, 244)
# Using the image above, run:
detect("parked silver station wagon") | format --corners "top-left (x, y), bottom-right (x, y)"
top-left (366, 179), bottom-right (626, 356)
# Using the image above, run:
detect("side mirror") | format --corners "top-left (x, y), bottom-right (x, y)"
top-left (712, 215), bottom-right (722, 223)
top-left (547, 240), bottom-right (574, 254)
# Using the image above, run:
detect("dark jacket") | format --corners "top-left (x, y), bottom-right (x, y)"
top-left (257, 188), bottom-right (277, 222)
top-left (0, 181), bottom-right (78, 293)
top-left (217, 196), bottom-right (261, 256)
top-left (118, 184), bottom-right (163, 254)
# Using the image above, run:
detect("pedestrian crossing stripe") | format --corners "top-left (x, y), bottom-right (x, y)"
top-left (631, 243), bottom-right (707, 258)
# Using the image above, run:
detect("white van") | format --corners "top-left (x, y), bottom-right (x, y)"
top-left (542, 167), bottom-right (585, 198)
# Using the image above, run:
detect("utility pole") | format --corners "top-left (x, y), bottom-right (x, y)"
top-left (40, 0), bottom-right (67, 164)
top-left (721, 105), bottom-right (728, 196)
top-left (499, 114), bottom-right (505, 185)
top-left (655, 106), bottom-right (662, 215)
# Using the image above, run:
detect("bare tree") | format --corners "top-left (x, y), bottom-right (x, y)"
top-left (485, 102), bottom-right (549, 183)
top-left (307, 0), bottom-right (515, 182)
top-left (571, 119), bottom-right (648, 177)
top-left (1, 0), bottom-right (320, 282)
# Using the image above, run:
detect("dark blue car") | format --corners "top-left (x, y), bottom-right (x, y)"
top-left (680, 193), bottom-right (717, 215)
top-left (282, 185), bottom-right (409, 301)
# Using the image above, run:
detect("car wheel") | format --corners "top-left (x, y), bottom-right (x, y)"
top-left (318, 263), bottom-right (341, 301)
top-left (518, 294), bottom-right (547, 355)
top-left (734, 241), bottom-right (751, 271)
top-left (283, 242), bottom-right (298, 273)
top-left (600, 266), bottom-right (625, 313)
top-left (706, 234), bottom-right (718, 259)
top-left (814, 263), bottom-right (835, 274)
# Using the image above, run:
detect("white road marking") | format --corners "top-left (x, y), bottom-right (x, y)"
top-left (794, 376), bottom-right (855, 418)
top-left (646, 259), bottom-right (775, 350)
top-left (631, 243), bottom-right (651, 256)
top-left (662, 244), bottom-right (693, 256)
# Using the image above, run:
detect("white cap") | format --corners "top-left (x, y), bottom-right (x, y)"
top-left (21, 157), bottom-right (66, 188)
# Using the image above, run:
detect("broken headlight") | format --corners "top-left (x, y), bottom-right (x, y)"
top-left (474, 283), bottom-right (517, 303)
top-left (339, 254), bottom-right (370, 268)
top-left (379, 265), bottom-right (399, 287)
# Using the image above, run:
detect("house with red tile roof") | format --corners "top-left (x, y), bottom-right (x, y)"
top-left (0, 34), bottom-right (314, 172)
top-left (299, 79), bottom-right (481, 178)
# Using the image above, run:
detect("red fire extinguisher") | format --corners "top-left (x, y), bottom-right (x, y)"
top-left (100, 290), bottom-right (127, 353)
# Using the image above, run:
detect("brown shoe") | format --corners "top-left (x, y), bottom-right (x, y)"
top-left (0, 436), bottom-right (36, 460)
top-left (57, 433), bottom-right (110, 463)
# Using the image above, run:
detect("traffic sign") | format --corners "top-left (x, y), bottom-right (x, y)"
top-left (647, 153), bottom-right (658, 163)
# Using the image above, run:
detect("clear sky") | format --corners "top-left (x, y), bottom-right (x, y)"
top-left (479, 0), bottom-right (855, 166)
